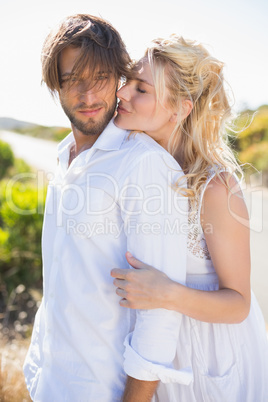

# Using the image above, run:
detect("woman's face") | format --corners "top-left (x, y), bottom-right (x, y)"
top-left (114, 59), bottom-right (177, 148)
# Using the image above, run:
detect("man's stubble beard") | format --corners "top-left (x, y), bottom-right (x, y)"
top-left (61, 97), bottom-right (117, 136)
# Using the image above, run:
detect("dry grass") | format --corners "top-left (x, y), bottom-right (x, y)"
top-left (0, 339), bottom-right (31, 402)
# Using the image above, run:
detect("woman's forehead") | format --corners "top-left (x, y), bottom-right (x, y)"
top-left (132, 58), bottom-right (154, 84)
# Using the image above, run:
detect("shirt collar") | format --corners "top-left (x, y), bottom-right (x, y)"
top-left (57, 118), bottom-right (128, 164)
top-left (91, 118), bottom-right (128, 152)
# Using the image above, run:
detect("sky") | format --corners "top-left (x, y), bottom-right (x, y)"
top-left (0, 0), bottom-right (267, 128)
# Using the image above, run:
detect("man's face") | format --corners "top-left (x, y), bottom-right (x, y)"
top-left (58, 46), bottom-right (118, 136)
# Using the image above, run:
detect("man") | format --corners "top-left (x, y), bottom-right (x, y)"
top-left (24, 14), bottom-right (192, 401)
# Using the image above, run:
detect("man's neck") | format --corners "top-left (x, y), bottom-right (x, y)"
top-left (69, 125), bottom-right (101, 166)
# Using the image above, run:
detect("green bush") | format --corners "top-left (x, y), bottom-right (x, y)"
top-left (231, 105), bottom-right (268, 175)
top-left (0, 143), bottom-right (46, 338)
top-left (0, 140), bottom-right (14, 179)
top-left (239, 142), bottom-right (268, 172)
top-left (0, 179), bottom-right (46, 293)
top-left (232, 106), bottom-right (268, 151)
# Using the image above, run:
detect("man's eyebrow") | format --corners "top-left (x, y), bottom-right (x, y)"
top-left (61, 71), bottom-right (109, 78)
top-left (96, 71), bottom-right (111, 75)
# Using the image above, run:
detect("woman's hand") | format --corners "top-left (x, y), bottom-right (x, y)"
top-left (110, 252), bottom-right (174, 309)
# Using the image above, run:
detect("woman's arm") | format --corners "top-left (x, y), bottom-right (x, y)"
top-left (111, 175), bottom-right (251, 324)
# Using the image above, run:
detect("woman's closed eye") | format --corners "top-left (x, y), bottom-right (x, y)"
top-left (136, 85), bottom-right (146, 94)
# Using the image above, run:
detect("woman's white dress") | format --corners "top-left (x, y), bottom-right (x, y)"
top-left (154, 172), bottom-right (268, 402)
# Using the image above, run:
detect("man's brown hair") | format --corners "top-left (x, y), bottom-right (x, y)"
top-left (41, 14), bottom-right (131, 94)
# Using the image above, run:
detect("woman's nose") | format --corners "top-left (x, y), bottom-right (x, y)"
top-left (117, 82), bottom-right (131, 101)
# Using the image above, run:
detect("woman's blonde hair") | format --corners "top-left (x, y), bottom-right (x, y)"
top-left (145, 35), bottom-right (242, 204)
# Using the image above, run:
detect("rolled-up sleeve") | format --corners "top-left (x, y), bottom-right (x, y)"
top-left (120, 151), bottom-right (193, 384)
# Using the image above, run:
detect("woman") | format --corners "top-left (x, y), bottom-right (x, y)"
top-left (111, 36), bottom-right (268, 401)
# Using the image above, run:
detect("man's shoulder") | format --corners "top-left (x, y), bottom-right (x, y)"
top-left (114, 131), bottom-right (185, 187)
top-left (121, 132), bottom-right (178, 167)
top-left (122, 131), bottom-right (163, 152)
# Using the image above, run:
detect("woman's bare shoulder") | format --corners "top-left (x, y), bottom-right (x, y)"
top-left (201, 172), bottom-right (248, 224)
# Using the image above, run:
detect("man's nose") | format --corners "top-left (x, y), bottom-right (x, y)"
top-left (117, 83), bottom-right (131, 102)
top-left (77, 84), bottom-right (99, 103)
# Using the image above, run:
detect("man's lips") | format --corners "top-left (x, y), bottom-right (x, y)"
top-left (117, 104), bottom-right (131, 114)
top-left (77, 107), bottom-right (103, 117)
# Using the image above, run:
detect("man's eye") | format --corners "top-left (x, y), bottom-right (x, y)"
top-left (61, 76), bottom-right (78, 84)
top-left (96, 75), bottom-right (109, 81)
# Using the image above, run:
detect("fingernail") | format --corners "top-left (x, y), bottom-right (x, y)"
top-left (126, 251), bottom-right (133, 258)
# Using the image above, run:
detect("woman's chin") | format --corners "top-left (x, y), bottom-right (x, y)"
top-left (114, 115), bottom-right (131, 130)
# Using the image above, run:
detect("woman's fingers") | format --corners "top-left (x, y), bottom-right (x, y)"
top-left (114, 282), bottom-right (136, 309)
top-left (125, 252), bottom-right (148, 270)
top-left (113, 278), bottom-right (125, 288)
top-left (119, 298), bottom-right (133, 308)
top-left (110, 268), bottom-right (128, 279)
top-left (111, 252), bottom-right (158, 309)
top-left (116, 287), bottom-right (127, 297)
top-left (111, 252), bottom-right (151, 280)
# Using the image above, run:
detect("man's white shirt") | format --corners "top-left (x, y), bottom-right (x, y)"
top-left (23, 119), bottom-right (192, 401)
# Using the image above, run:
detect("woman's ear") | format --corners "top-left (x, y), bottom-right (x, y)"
top-left (169, 112), bottom-right (178, 123)
top-left (169, 100), bottom-right (193, 124)
top-left (181, 99), bottom-right (193, 120)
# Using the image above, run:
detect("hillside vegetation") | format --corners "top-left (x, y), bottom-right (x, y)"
top-left (232, 105), bottom-right (268, 174)
top-left (15, 124), bottom-right (71, 142)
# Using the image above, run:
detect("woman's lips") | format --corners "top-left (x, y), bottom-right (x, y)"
top-left (117, 104), bottom-right (131, 114)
